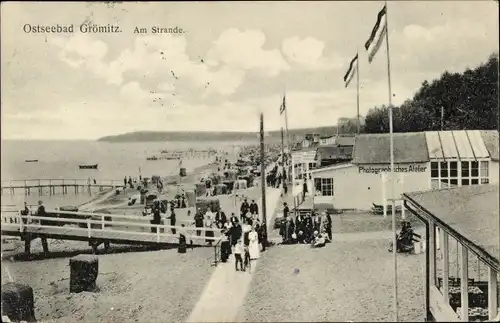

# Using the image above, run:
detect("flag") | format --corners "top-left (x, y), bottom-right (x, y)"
top-left (365, 5), bottom-right (387, 63)
top-left (280, 95), bottom-right (286, 115)
top-left (343, 54), bottom-right (358, 88)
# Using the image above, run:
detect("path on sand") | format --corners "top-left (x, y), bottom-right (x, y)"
top-left (185, 187), bottom-right (282, 323)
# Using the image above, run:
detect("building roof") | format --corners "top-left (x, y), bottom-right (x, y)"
top-left (316, 145), bottom-right (353, 160)
top-left (310, 162), bottom-right (354, 174)
top-left (291, 150), bottom-right (317, 164)
top-left (335, 136), bottom-right (356, 146)
top-left (352, 132), bottom-right (429, 164)
top-left (351, 130), bottom-right (498, 164)
top-left (404, 184), bottom-right (499, 271)
top-left (480, 130), bottom-right (499, 161)
top-left (425, 130), bottom-right (490, 160)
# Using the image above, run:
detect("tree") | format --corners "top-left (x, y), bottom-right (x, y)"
top-left (364, 53), bottom-right (499, 133)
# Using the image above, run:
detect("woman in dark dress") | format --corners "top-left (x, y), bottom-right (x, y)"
top-left (150, 201), bottom-right (162, 233)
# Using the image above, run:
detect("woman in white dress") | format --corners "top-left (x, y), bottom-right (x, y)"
top-left (248, 225), bottom-right (260, 260)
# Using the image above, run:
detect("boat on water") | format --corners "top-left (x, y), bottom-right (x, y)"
top-left (147, 156), bottom-right (159, 161)
top-left (79, 164), bottom-right (98, 169)
top-left (25, 159), bottom-right (39, 163)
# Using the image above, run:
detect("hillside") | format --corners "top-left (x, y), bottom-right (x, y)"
top-left (97, 126), bottom-right (341, 143)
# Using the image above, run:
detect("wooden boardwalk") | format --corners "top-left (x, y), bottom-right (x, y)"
top-left (0, 209), bottom-right (223, 254)
top-left (1, 178), bottom-right (121, 195)
top-left (186, 187), bottom-right (282, 322)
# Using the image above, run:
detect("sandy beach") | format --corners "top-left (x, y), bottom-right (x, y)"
top-left (237, 214), bottom-right (427, 322)
top-left (2, 247), bottom-right (215, 323)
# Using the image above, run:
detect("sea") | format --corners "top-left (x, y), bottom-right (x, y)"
top-left (1, 140), bottom-right (252, 208)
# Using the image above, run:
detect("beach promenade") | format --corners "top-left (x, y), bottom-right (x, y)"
top-left (186, 187), bottom-right (282, 322)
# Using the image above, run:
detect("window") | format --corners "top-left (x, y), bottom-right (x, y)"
top-left (440, 162), bottom-right (448, 178)
top-left (461, 162), bottom-right (469, 177)
top-left (480, 161), bottom-right (489, 184)
top-left (430, 160), bottom-right (489, 189)
top-left (314, 178), bottom-right (334, 196)
top-left (450, 162), bottom-right (458, 177)
top-left (431, 162), bottom-right (439, 178)
top-left (471, 162), bottom-right (479, 177)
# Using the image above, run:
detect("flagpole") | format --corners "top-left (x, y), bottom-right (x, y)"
top-left (284, 91), bottom-right (290, 153)
top-left (356, 48), bottom-right (361, 134)
top-left (384, 1), bottom-right (399, 322)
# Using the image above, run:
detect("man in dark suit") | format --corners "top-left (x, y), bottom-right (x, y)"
top-left (215, 209), bottom-right (227, 229)
top-left (229, 212), bottom-right (238, 226)
top-left (283, 202), bottom-right (290, 218)
top-left (230, 219), bottom-right (242, 247)
top-left (240, 199), bottom-right (250, 218)
top-left (249, 200), bottom-right (258, 216)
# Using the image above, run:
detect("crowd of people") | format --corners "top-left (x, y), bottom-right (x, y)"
top-left (278, 202), bottom-right (333, 248)
top-left (189, 198), bottom-right (266, 271)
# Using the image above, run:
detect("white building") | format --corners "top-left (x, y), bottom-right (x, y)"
top-left (319, 136), bottom-right (335, 146)
top-left (310, 130), bottom-right (499, 211)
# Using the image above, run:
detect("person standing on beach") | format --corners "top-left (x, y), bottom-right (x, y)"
top-left (233, 239), bottom-right (244, 271)
top-left (283, 202), bottom-right (290, 219)
top-left (204, 212), bottom-right (214, 246)
top-left (249, 200), bottom-right (258, 216)
top-left (240, 198), bottom-right (250, 223)
top-left (151, 201), bottom-right (162, 233)
top-left (194, 211), bottom-right (204, 236)
top-left (124, 176), bottom-right (127, 187)
top-left (325, 212), bottom-right (333, 242)
top-left (167, 208), bottom-right (176, 234)
top-left (20, 202), bottom-right (30, 224)
top-left (229, 212), bottom-right (238, 226)
top-left (215, 209), bottom-right (227, 229)
top-left (230, 218), bottom-right (242, 247)
top-left (37, 200), bottom-right (48, 225)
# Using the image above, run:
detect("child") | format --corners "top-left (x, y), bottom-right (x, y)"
top-left (234, 239), bottom-right (244, 271)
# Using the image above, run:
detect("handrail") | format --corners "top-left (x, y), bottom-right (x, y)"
top-left (2, 214), bottom-right (223, 235)
top-left (2, 214), bottom-right (223, 242)
top-left (31, 210), bottom-right (223, 233)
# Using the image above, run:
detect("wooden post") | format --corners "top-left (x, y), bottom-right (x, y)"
top-left (441, 230), bottom-right (449, 302)
top-left (429, 221), bottom-right (436, 287)
top-left (69, 255), bottom-right (99, 293)
top-left (460, 244), bottom-right (469, 322)
top-left (1, 283), bottom-right (37, 322)
top-left (488, 267), bottom-right (498, 320)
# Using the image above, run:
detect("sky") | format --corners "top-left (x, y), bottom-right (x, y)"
top-left (1, 1), bottom-right (498, 140)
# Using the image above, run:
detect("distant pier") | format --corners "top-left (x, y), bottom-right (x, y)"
top-left (0, 179), bottom-right (121, 196)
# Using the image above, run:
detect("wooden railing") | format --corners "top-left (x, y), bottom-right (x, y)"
top-left (1, 210), bottom-right (223, 244)
top-left (1, 179), bottom-right (122, 188)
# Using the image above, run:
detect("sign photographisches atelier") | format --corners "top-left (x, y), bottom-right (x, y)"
top-left (1, 2), bottom-right (499, 323)
top-left (358, 164), bottom-right (428, 174)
